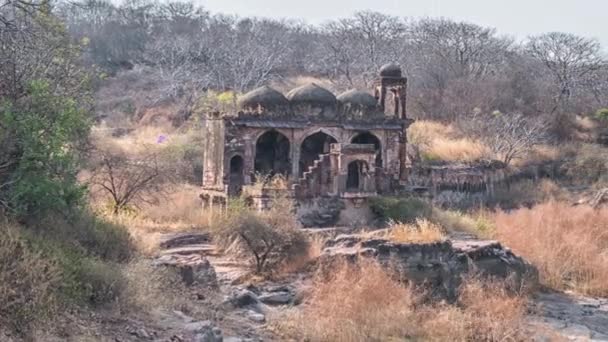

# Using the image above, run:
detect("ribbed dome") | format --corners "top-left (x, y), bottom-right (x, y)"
top-left (337, 89), bottom-right (377, 108)
top-left (238, 86), bottom-right (288, 109)
top-left (379, 63), bottom-right (402, 77)
top-left (286, 83), bottom-right (336, 105)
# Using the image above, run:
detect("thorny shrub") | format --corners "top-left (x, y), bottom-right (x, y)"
top-left (213, 196), bottom-right (309, 273)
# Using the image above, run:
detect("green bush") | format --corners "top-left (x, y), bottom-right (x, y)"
top-left (0, 225), bottom-right (61, 335)
top-left (1, 81), bottom-right (91, 217)
top-left (369, 196), bottom-right (432, 223)
top-left (595, 108), bottom-right (608, 121)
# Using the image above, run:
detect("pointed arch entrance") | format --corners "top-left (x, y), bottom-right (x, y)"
top-left (299, 131), bottom-right (337, 176)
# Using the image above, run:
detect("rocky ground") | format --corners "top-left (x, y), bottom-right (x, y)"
top-left (42, 229), bottom-right (606, 342)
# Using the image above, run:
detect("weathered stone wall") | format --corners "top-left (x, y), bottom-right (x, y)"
top-left (223, 121), bottom-right (404, 194)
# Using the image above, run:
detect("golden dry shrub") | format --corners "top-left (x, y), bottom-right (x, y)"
top-left (420, 279), bottom-right (528, 341)
top-left (388, 218), bottom-right (446, 243)
top-left (281, 260), bottom-right (417, 342)
top-left (276, 261), bottom-right (529, 341)
top-left (408, 120), bottom-right (493, 163)
top-left (0, 225), bottom-right (61, 335)
top-left (493, 201), bottom-right (608, 296)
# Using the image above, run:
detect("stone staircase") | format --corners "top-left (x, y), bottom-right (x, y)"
top-left (293, 154), bottom-right (332, 198)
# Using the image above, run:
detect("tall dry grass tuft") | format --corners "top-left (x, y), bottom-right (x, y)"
top-left (420, 278), bottom-right (529, 341)
top-left (276, 261), bottom-right (529, 341)
top-left (492, 201), bottom-right (608, 296)
top-left (425, 137), bottom-right (493, 163)
top-left (388, 218), bottom-right (446, 243)
top-left (0, 225), bottom-right (61, 335)
top-left (408, 120), bottom-right (493, 163)
top-left (408, 120), bottom-right (456, 147)
top-left (277, 260), bottom-right (418, 341)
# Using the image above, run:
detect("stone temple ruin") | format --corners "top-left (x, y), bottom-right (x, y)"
top-left (200, 63), bottom-right (412, 213)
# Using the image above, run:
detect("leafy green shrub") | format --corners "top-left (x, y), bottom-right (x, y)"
top-left (369, 196), bottom-right (432, 223)
top-left (0, 225), bottom-right (61, 335)
top-left (595, 108), bottom-right (608, 121)
top-left (1, 81), bottom-right (90, 217)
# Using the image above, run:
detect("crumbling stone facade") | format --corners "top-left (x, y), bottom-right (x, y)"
top-left (200, 64), bottom-right (413, 206)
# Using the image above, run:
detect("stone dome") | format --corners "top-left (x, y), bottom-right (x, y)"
top-left (238, 86), bottom-right (288, 109)
top-left (379, 63), bottom-right (402, 77)
top-left (337, 89), bottom-right (378, 108)
top-left (286, 83), bottom-right (336, 106)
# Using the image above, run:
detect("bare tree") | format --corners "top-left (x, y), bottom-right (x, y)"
top-left (89, 152), bottom-right (171, 214)
top-left (464, 113), bottom-right (548, 165)
top-left (405, 18), bottom-right (514, 119)
top-left (526, 32), bottom-right (605, 113)
top-left (320, 11), bottom-right (406, 87)
top-left (213, 197), bottom-right (308, 273)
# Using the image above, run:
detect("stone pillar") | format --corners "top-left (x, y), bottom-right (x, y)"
top-left (243, 133), bottom-right (254, 184)
top-left (291, 139), bottom-right (300, 181)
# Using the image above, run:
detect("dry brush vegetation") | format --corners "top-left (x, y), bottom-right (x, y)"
top-left (492, 202), bottom-right (608, 296)
top-left (275, 260), bottom-right (529, 342)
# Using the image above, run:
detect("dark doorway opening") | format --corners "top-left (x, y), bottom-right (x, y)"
top-left (299, 132), bottom-right (337, 176)
top-left (346, 160), bottom-right (368, 190)
top-left (228, 155), bottom-right (244, 196)
top-left (254, 130), bottom-right (291, 177)
top-left (351, 132), bottom-right (382, 167)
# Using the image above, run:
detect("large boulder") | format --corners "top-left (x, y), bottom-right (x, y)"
top-left (319, 234), bottom-right (538, 300)
top-left (153, 254), bottom-right (218, 287)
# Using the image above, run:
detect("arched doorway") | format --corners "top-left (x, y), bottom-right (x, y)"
top-left (346, 160), bottom-right (369, 190)
top-left (228, 155), bottom-right (244, 196)
top-left (351, 131), bottom-right (382, 167)
top-left (254, 130), bottom-right (291, 177)
top-left (299, 131), bottom-right (337, 176)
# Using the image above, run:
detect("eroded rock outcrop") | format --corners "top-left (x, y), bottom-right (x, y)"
top-left (319, 234), bottom-right (538, 300)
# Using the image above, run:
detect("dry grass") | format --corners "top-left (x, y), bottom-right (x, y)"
top-left (492, 201), bottom-right (608, 296)
top-left (0, 225), bottom-right (61, 335)
top-left (119, 259), bottom-right (194, 313)
top-left (277, 233), bottom-right (326, 275)
top-left (139, 183), bottom-right (209, 225)
top-left (425, 137), bottom-right (493, 163)
top-left (94, 183), bottom-right (215, 256)
top-left (431, 208), bottom-right (494, 237)
top-left (90, 122), bottom-right (199, 157)
top-left (408, 120), bottom-right (493, 163)
top-left (387, 218), bottom-right (447, 243)
top-left (275, 261), bottom-right (529, 341)
top-left (408, 120), bottom-right (456, 146)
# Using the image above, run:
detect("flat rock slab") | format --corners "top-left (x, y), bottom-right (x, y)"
top-left (160, 244), bottom-right (220, 257)
top-left (531, 291), bottom-right (608, 339)
top-left (159, 232), bottom-right (211, 249)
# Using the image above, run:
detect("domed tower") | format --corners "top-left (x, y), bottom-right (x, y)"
top-left (375, 63), bottom-right (409, 184)
top-left (375, 63), bottom-right (407, 118)
top-left (238, 86), bottom-right (289, 114)
top-left (286, 83), bottom-right (337, 119)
